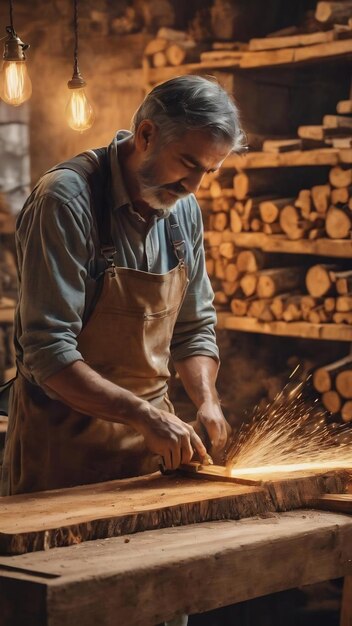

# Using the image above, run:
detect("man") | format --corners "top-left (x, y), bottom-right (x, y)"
top-left (1, 75), bottom-right (245, 496)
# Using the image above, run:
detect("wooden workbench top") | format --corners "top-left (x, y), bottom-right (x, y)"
top-left (0, 468), bottom-right (350, 555)
top-left (1, 511), bottom-right (352, 626)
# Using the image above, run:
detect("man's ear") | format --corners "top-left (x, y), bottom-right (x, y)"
top-left (135, 120), bottom-right (157, 153)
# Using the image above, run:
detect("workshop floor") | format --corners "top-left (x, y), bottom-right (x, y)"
top-left (188, 580), bottom-right (342, 626)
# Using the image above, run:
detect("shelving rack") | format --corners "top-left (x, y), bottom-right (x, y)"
top-left (142, 25), bottom-right (352, 346)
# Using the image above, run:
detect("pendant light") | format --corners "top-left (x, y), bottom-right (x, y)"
top-left (65, 0), bottom-right (94, 132)
top-left (0, 0), bottom-right (32, 106)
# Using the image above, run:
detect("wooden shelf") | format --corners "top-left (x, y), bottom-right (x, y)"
top-left (204, 230), bottom-right (352, 258)
top-left (216, 313), bottom-right (352, 342)
top-left (146, 38), bottom-right (352, 85)
top-left (222, 148), bottom-right (352, 170)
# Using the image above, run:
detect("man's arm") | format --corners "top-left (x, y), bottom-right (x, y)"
top-left (174, 355), bottom-right (230, 456)
top-left (44, 360), bottom-right (207, 470)
top-left (171, 198), bottom-right (231, 455)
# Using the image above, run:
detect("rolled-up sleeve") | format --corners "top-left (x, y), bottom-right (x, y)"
top-left (16, 188), bottom-right (92, 385)
top-left (171, 198), bottom-right (219, 362)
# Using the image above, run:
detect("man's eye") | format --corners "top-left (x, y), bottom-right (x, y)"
top-left (182, 160), bottom-right (196, 169)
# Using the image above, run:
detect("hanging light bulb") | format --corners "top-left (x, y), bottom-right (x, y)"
top-left (65, 0), bottom-right (94, 132)
top-left (0, 0), bottom-right (32, 107)
top-left (66, 81), bottom-right (94, 132)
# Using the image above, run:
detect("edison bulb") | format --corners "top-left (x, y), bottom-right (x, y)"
top-left (65, 87), bottom-right (94, 132)
top-left (0, 60), bottom-right (32, 106)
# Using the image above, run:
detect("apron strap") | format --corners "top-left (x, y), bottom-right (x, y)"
top-left (47, 148), bottom-right (113, 254)
top-left (166, 212), bottom-right (186, 263)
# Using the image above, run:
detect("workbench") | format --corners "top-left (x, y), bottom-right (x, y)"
top-left (1, 509), bottom-right (352, 626)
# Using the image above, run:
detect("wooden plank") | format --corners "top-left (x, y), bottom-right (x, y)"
top-left (147, 59), bottom-right (240, 85)
top-left (182, 467), bottom-right (352, 512)
top-left (248, 30), bottom-right (335, 52)
top-left (240, 38), bottom-right (352, 68)
top-left (311, 493), bottom-right (352, 514)
top-left (0, 511), bottom-right (352, 626)
top-left (0, 474), bottom-right (271, 555)
top-left (146, 39), bottom-right (352, 84)
top-left (218, 314), bottom-right (352, 341)
top-left (203, 230), bottom-right (352, 258)
top-left (298, 125), bottom-right (352, 141)
top-left (0, 469), bottom-right (350, 557)
top-left (222, 148), bottom-right (340, 169)
top-left (293, 38), bottom-right (352, 63)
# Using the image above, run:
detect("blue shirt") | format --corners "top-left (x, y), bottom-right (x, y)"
top-left (14, 131), bottom-right (219, 386)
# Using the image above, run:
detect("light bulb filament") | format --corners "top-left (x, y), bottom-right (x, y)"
top-left (0, 61), bottom-right (32, 106)
top-left (66, 87), bottom-right (94, 132)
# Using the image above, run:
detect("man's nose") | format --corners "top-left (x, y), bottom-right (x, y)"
top-left (181, 170), bottom-right (205, 194)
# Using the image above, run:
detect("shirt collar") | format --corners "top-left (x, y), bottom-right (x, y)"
top-left (107, 129), bottom-right (175, 222)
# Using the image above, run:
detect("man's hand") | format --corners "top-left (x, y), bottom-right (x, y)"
top-left (196, 400), bottom-right (231, 457)
top-left (138, 406), bottom-right (207, 471)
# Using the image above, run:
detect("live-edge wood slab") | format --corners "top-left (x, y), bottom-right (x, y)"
top-left (0, 473), bottom-right (271, 555)
top-left (0, 468), bottom-right (350, 556)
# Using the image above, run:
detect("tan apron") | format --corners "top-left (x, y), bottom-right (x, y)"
top-left (1, 153), bottom-right (189, 495)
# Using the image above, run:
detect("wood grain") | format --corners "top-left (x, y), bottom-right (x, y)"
top-left (217, 313), bottom-right (352, 341)
top-left (0, 468), bottom-right (350, 556)
top-left (1, 511), bottom-right (352, 626)
top-left (0, 473), bottom-right (271, 555)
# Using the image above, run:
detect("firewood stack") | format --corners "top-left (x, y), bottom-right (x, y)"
top-left (143, 28), bottom-right (202, 69)
top-left (312, 354), bottom-right (352, 422)
top-left (200, 92), bottom-right (352, 333)
top-left (205, 239), bottom-right (352, 326)
top-left (197, 96), bottom-right (352, 241)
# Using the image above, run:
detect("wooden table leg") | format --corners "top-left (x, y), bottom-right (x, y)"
top-left (341, 575), bottom-right (352, 626)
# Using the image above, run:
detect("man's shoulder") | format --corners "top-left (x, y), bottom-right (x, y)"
top-left (34, 168), bottom-right (90, 205)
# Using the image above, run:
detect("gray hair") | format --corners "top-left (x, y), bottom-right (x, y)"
top-left (131, 75), bottom-right (246, 153)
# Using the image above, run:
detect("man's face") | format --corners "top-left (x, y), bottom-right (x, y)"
top-left (136, 128), bottom-right (232, 215)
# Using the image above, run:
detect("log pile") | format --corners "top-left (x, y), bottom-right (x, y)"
top-left (297, 97), bottom-right (352, 151)
top-left (143, 28), bottom-right (203, 69)
top-left (144, 14), bottom-right (352, 88)
top-left (199, 168), bottom-right (352, 242)
top-left (198, 96), bottom-right (352, 242)
top-left (312, 354), bottom-right (352, 422)
top-left (205, 241), bottom-right (352, 327)
top-left (315, 2), bottom-right (352, 25)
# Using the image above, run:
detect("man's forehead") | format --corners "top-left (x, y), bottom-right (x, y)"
top-left (174, 130), bottom-right (231, 170)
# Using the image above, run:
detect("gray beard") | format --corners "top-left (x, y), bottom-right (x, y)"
top-left (137, 154), bottom-right (185, 216)
top-left (139, 186), bottom-right (176, 217)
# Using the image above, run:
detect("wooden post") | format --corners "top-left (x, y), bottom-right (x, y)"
top-left (340, 574), bottom-right (352, 626)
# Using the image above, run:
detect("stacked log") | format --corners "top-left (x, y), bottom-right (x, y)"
top-left (199, 168), bottom-right (352, 240)
top-left (312, 354), bottom-right (352, 422)
top-left (205, 233), bottom-right (239, 306)
top-left (206, 248), bottom-right (352, 326)
top-left (315, 2), bottom-right (352, 25)
top-left (143, 28), bottom-right (203, 68)
top-left (197, 94), bottom-right (352, 239)
top-left (304, 265), bottom-right (352, 324)
top-left (298, 94), bottom-right (352, 149)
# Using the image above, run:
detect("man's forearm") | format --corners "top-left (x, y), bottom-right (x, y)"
top-left (174, 355), bottom-right (220, 409)
top-left (43, 360), bottom-right (149, 430)
top-left (43, 359), bottom-right (208, 469)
